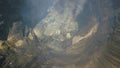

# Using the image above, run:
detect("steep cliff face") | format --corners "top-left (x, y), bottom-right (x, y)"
top-left (0, 0), bottom-right (120, 68)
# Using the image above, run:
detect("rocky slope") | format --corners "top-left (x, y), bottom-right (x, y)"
top-left (0, 0), bottom-right (120, 68)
